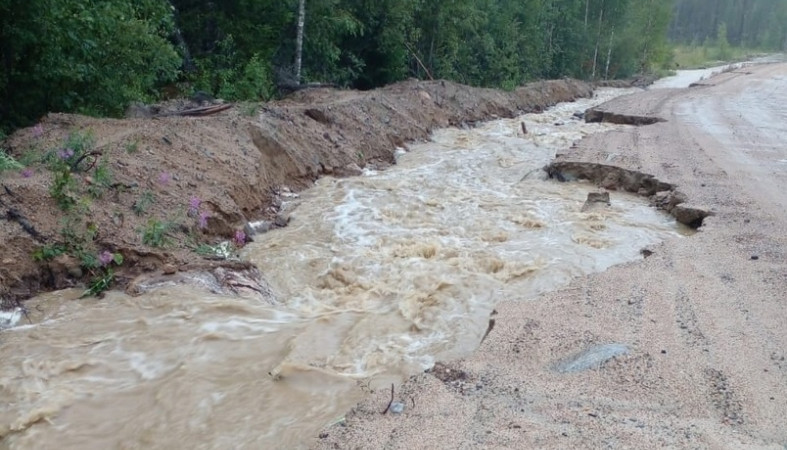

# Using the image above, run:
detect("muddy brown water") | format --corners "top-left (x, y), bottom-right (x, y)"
top-left (0, 88), bottom-right (687, 449)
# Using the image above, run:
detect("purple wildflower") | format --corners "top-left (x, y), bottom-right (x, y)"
top-left (32, 124), bottom-right (43, 138)
top-left (233, 229), bottom-right (246, 247)
top-left (188, 196), bottom-right (201, 215)
top-left (98, 251), bottom-right (114, 266)
top-left (198, 211), bottom-right (209, 229)
top-left (57, 148), bottom-right (75, 160)
top-left (158, 171), bottom-right (172, 185)
top-left (20, 168), bottom-right (33, 178)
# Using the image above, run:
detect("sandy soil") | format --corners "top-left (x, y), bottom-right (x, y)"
top-left (312, 64), bottom-right (787, 449)
top-left (0, 79), bottom-right (591, 302)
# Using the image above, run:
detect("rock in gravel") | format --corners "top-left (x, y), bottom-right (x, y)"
top-left (671, 204), bottom-right (711, 228)
top-left (553, 343), bottom-right (630, 373)
top-left (389, 402), bottom-right (405, 415)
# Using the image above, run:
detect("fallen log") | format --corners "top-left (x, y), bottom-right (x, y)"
top-left (156, 103), bottom-right (233, 118)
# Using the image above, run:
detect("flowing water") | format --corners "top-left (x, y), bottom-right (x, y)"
top-left (0, 88), bottom-right (686, 449)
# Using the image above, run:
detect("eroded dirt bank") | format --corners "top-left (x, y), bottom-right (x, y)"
top-left (314, 64), bottom-right (787, 448)
top-left (0, 79), bottom-right (591, 302)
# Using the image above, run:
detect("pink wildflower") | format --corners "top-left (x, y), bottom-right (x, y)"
top-left (188, 196), bottom-right (201, 215)
top-left (32, 124), bottom-right (43, 138)
top-left (158, 171), bottom-right (172, 185)
top-left (21, 168), bottom-right (33, 178)
top-left (198, 211), bottom-right (209, 229)
top-left (57, 148), bottom-right (75, 160)
top-left (233, 229), bottom-right (246, 247)
top-left (98, 251), bottom-right (114, 266)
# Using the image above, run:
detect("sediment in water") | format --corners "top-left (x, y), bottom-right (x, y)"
top-left (1, 79), bottom-right (592, 302)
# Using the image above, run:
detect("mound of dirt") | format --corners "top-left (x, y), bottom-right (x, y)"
top-left (0, 78), bottom-right (591, 301)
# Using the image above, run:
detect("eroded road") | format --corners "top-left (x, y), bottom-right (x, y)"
top-left (315, 63), bottom-right (787, 449)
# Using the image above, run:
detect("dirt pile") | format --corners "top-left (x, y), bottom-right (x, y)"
top-left (0, 78), bottom-right (591, 301)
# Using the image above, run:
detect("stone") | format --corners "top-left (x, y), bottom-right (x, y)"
top-left (273, 214), bottom-right (291, 228)
top-left (581, 192), bottom-right (611, 212)
top-left (162, 264), bottom-right (178, 275)
top-left (50, 254), bottom-right (83, 279)
top-left (553, 344), bottom-right (630, 373)
top-left (600, 172), bottom-right (620, 190)
top-left (672, 204), bottom-right (710, 228)
top-left (389, 402), bottom-right (405, 414)
top-left (334, 163), bottom-right (363, 177)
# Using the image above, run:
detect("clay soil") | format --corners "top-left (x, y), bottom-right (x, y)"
top-left (0, 79), bottom-right (591, 302)
top-left (313, 63), bottom-right (787, 448)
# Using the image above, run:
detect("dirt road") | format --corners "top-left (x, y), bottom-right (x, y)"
top-left (314, 64), bottom-right (787, 448)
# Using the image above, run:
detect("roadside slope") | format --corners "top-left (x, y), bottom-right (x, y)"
top-left (314, 64), bottom-right (787, 448)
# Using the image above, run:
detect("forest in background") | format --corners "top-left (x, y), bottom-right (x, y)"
top-left (1, 0), bottom-right (785, 133)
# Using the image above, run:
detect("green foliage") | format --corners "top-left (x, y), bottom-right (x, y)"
top-left (141, 218), bottom-right (173, 247)
top-left (234, 54), bottom-right (275, 101)
top-left (49, 169), bottom-right (79, 211)
top-left (83, 269), bottom-right (116, 298)
top-left (32, 244), bottom-right (67, 262)
top-left (239, 103), bottom-right (260, 117)
top-left (0, 150), bottom-right (23, 173)
top-left (1, 0), bottom-right (689, 135)
top-left (44, 130), bottom-right (96, 172)
top-left (125, 139), bottom-right (140, 154)
top-left (714, 23), bottom-right (733, 60)
top-left (87, 158), bottom-right (114, 199)
top-left (133, 190), bottom-right (155, 216)
top-left (81, 253), bottom-right (123, 298)
top-left (1, 0), bottom-right (181, 131)
top-left (673, 44), bottom-right (753, 69)
top-left (193, 37), bottom-right (275, 101)
top-left (670, 0), bottom-right (787, 51)
top-left (193, 242), bottom-right (233, 260)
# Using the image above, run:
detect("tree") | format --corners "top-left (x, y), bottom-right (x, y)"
top-left (1, 0), bottom-right (181, 130)
top-left (295, 0), bottom-right (306, 83)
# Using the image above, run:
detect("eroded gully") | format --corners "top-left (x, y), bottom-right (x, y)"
top-left (0, 87), bottom-right (687, 449)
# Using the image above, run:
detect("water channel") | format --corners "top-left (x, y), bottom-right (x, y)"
top-left (0, 87), bottom-right (686, 449)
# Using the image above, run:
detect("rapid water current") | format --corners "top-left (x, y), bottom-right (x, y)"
top-left (0, 88), bottom-right (686, 449)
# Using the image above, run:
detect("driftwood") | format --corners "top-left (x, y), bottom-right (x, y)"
top-left (5, 208), bottom-right (45, 242)
top-left (278, 82), bottom-right (338, 95)
top-left (156, 103), bottom-right (233, 118)
top-left (404, 42), bottom-right (434, 80)
top-left (381, 383), bottom-right (395, 414)
top-left (1, 185), bottom-right (46, 242)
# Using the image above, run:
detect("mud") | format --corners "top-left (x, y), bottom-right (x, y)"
top-left (0, 79), bottom-right (591, 302)
top-left (545, 161), bottom-right (711, 227)
top-left (584, 107), bottom-right (666, 125)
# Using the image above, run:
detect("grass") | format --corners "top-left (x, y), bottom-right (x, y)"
top-left (133, 190), bottom-right (155, 216)
top-left (86, 158), bottom-right (114, 198)
top-left (193, 242), bottom-right (234, 259)
top-left (124, 138), bottom-right (140, 154)
top-left (49, 169), bottom-right (79, 211)
top-left (672, 44), bottom-right (759, 70)
top-left (239, 102), bottom-right (260, 117)
top-left (141, 218), bottom-right (174, 247)
top-left (0, 149), bottom-right (23, 172)
top-left (32, 244), bottom-right (66, 261)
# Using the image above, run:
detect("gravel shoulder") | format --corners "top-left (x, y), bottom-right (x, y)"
top-left (313, 63), bottom-right (787, 449)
